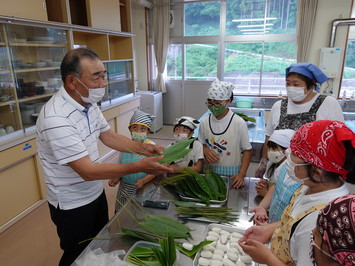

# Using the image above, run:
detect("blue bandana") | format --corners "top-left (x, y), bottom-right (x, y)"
top-left (286, 63), bottom-right (328, 91)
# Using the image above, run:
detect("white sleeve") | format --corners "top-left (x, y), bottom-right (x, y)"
top-left (316, 96), bottom-right (345, 122)
top-left (290, 212), bottom-right (319, 266)
top-left (198, 117), bottom-right (208, 144)
top-left (193, 140), bottom-right (205, 161)
top-left (265, 100), bottom-right (282, 137)
top-left (239, 120), bottom-right (252, 150)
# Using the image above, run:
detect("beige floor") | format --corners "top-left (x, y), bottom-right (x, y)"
top-left (0, 127), bottom-right (172, 266)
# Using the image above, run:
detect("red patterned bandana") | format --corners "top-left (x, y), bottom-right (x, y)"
top-left (317, 195), bottom-right (355, 265)
top-left (290, 120), bottom-right (355, 180)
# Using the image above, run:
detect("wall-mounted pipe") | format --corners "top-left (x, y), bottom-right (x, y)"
top-left (330, 18), bottom-right (355, 47)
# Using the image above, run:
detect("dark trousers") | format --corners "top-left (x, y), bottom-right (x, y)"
top-left (48, 191), bottom-right (109, 266)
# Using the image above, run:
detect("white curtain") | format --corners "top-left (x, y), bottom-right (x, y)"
top-left (296, 0), bottom-right (318, 62)
top-left (152, 0), bottom-right (170, 93)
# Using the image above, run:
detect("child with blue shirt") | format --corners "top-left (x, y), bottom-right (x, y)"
top-left (109, 110), bottom-right (157, 212)
top-left (250, 129), bottom-right (300, 223)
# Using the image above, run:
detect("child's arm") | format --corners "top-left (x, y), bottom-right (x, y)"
top-left (135, 174), bottom-right (156, 189)
top-left (231, 149), bottom-right (252, 189)
top-left (108, 177), bottom-right (121, 187)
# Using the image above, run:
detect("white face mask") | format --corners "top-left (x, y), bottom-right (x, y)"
top-left (286, 154), bottom-right (310, 184)
top-left (267, 150), bottom-right (285, 164)
top-left (131, 132), bottom-right (147, 143)
top-left (174, 133), bottom-right (189, 141)
top-left (286, 86), bottom-right (310, 102)
top-left (76, 78), bottom-right (106, 104)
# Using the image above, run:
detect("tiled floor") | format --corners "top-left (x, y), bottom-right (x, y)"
top-left (0, 125), bottom-right (172, 266)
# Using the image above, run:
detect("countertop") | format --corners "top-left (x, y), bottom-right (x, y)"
top-left (73, 177), bottom-right (260, 265)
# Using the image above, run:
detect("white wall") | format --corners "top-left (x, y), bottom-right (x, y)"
top-left (131, 0), bottom-right (149, 91)
top-left (308, 0), bottom-right (353, 97)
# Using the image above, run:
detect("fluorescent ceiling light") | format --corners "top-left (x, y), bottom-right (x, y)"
top-left (237, 24), bottom-right (273, 28)
top-left (232, 17), bottom-right (277, 22)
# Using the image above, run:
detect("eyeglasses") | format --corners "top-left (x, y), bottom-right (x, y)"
top-left (310, 229), bottom-right (337, 262)
top-left (205, 100), bottom-right (227, 107)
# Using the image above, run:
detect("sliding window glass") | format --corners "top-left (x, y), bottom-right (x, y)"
top-left (341, 40), bottom-right (355, 100)
top-left (184, 1), bottom-right (220, 36)
top-left (260, 42), bottom-right (296, 96)
top-left (164, 0), bottom-right (297, 96)
top-left (226, 0), bottom-right (297, 35)
top-left (224, 43), bottom-right (263, 94)
top-left (166, 44), bottom-right (183, 80)
top-left (185, 44), bottom-right (218, 80)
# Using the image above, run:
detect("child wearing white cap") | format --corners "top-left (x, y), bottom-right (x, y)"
top-left (168, 116), bottom-right (204, 173)
top-left (198, 78), bottom-right (252, 188)
top-left (109, 110), bottom-right (157, 212)
top-left (250, 129), bottom-right (300, 224)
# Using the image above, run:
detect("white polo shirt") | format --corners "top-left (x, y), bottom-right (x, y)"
top-left (36, 86), bottom-right (110, 210)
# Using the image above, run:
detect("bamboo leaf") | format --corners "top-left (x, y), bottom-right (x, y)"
top-left (158, 137), bottom-right (197, 164)
top-left (139, 215), bottom-right (192, 239)
top-left (175, 240), bottom-right (213, 258)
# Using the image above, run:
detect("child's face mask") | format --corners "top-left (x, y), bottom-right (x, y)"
top-left (209, 105), bottom-right (226, 117)
top-left (174, 133), bottom-right (189, 141)
top-left (267, 150), bottom-right (285, 164)
top-left (131, 132), bottom-right (147, 143)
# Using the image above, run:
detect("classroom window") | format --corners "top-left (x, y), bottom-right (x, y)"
top-left (226, 0), bottom-right (297, 36)
top-left (184, 1), bottom-right (220, 36)
top-left (165, 0), bottom-right (297, 96)
top-left (166, 44), bottom-right (182, 80)
top-left (341, 40), bottom-right (355, 100)
top-left (185, 44), bottom-right (218, 80)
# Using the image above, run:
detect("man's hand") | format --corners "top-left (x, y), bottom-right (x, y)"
top-left (140, 143), bottom-right (166, 156)
top-left (136, 156), bottom-right (173, 176)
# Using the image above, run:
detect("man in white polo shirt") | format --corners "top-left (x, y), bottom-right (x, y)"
top-left (36, 48), bottom-right (171, 266)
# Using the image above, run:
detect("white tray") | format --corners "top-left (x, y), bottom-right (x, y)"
top-left (178, 176), bottom-right (229, 206)
top-left (193, 223), bottom-right (256, 266)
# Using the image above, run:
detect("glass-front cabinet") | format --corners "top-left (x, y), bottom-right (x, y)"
top-left (0, 24), bottom-right (69, 140)
top-left (103, 60), bottom-right (133, 103)
top-left (0, 25), bottom-right (20, 138)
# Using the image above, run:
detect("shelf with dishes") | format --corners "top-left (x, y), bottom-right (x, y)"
top-left (18, 92), bottom-right (56, 103)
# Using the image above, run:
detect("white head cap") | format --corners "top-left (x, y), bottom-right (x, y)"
top-left (174, 116), bottom-right (200, 131)
top-left (269, 129), bottom-right (295, 148)
top-left (207, 78), bottom-right (234, 100)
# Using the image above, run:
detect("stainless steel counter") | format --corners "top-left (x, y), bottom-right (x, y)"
top-left (74, 177), bottom-right (260, 265)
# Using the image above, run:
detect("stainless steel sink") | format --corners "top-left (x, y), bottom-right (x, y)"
top-left (344, 112), bottom-right (355, 121)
